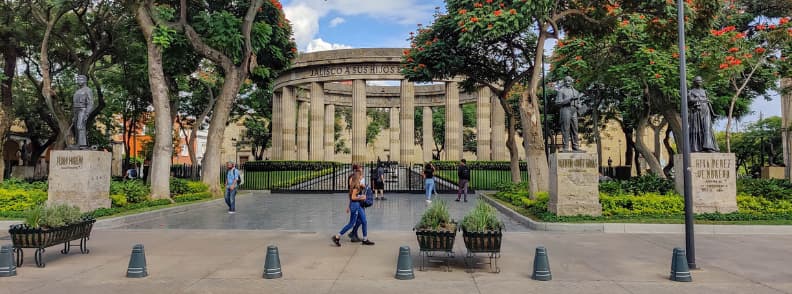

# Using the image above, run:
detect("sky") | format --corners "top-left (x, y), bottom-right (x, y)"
top-left (281, 0), bottom-right (782, 129)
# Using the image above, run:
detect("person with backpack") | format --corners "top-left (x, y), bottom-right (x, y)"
top-left (346, 165), bottom-right (364, 242)
top-left (224, 161), bottom-right (241, 214)
top-left (333, 172), bottom-right (375, 246)
top-left (456, 159), bottom-right (471, 202)
top-left (373, 162), bottom-right (386, 200)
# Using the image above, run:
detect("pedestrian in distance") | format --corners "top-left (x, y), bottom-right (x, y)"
top-left (422, 163), bottom-right (436, 205)
top-left (456, 159), bottom-right (471, 202)
top-left (224, 161), bottom-right (241, 214)
top-left (373, 162), bottom-right (386, 200)
top-left (333, 172), bottom-right (375, 246)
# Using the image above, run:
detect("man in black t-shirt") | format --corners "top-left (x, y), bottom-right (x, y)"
top-left (456, 159), bottom-right (471, 202)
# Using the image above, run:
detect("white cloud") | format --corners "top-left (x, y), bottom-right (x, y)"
top-left (283, 0), bottom-right (436, 50)
top-left (306, 38), bottom-right (353, 52)
top-left (329, 17), bottom-right (345, 27)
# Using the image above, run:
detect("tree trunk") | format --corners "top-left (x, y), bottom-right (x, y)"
top-left (201, 71), bottom-right (242, 195)
top-left (135, 5), bottom-right (172, 199)
top-left (725, 62), bottom-right (763, 152)
top-left (0, 43), bottom-right (17, 182)
top-left (635, 118), bottom-right (666, 177)
top-left (38, 12), bottom-right (72, 150)
top-left (520, 30), bottom-right (550, 196)
top-left (494, 91), bottom-right (522, 184)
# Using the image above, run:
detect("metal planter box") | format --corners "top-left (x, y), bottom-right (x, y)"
top-left (8, 218), bottom-right (95, 267)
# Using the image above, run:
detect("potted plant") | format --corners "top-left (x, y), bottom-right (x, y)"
top-left (460, 201), bottom-right (504, 273)
top-left (8, 204), bottom-right (96, 267)
top-left (414, 200), bottom-right (456, 271)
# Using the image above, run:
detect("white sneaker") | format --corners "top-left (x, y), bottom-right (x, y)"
top-left (426, 200), bottom-right (432, 205)
top-left (228, 211), bottom-right (236, 214)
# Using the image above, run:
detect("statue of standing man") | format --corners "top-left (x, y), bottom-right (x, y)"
top-left (72, 75), bottom-right (94, 148)
top-left (688, 76), bottom-right (719, 153)
top-left (555, 76), bottom-right (584, 152)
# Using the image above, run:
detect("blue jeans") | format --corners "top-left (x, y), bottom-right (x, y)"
top-left (350, 207), bottom-right (364, 238)
top-left (339, 202), bottom-right (367, 238)
top-left (425, 178), bottom-right (435, 200)
top-left (224, 188), bottom-right (237, 211)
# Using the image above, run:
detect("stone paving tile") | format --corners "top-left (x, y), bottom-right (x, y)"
top-left (118, 192), bottom-right (530, 232)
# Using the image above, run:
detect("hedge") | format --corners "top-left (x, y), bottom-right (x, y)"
top-left (174, 192), bottom-right (213, 203)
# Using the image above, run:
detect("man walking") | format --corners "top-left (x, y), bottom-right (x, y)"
top-left (225, 161), bottom-right (240, 214)
top-left (456, 159), bottom-right (471, 202)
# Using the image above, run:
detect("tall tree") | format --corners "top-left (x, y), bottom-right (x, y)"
top-left (172, 0), bottom-right (295, 195)
top-left (402, 9), bottom-right (536, 185)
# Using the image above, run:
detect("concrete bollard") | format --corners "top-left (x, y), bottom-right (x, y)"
top-left (0, 244), bottom-right (17, 277)
top-left (263, 245), bottom-right (282, 279)
top-left (670, 247), bottom-right (692, 282)
top-left (126, 244), bottom-right (148, 278)
top-left (531, 246), bottom-right (552, 281)
top-left (395, 246), bottom-right (415, 280)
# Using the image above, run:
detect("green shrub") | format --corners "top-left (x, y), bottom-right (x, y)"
top-left (461, 201), bottom-right (503, 231)
top-left (110, 180), bottom-right (150, 203)
top-left (173, 192), bottom-right (212, 203)
top-left (0, 178), bottom-right (47, 191)
top-left (600, 193), bottom-right (684, 216)
top-left (110, 194), bottom-right (128, 207)
top-left (87, 198), bottom-right (172, 218)
top-left (598, 174), bottom-right (674, 196)
top-left (0, 188), bottom-right (47, 212)
top-left (186, 181), bottom-right (209, 193)
top-left (170, 178), bottom-right (191, 196)
top-left (25, 204), bottom-right (83, 228)
top-left (737, 178), bottom-right (792, 200)
top-left (416, 200), bottom-right (455, 231)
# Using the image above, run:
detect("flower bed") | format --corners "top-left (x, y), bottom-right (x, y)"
top-left (9, 204), bottom-right (96, 268)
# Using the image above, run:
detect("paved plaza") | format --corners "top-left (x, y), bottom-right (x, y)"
top-left (3, 192), bottom-right (792, 294)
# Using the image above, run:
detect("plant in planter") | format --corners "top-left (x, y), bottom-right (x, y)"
top-left (460, 201), bottom-right (504, 273)
top-left (414, 200), bottom-right (457, 271)
top-left (9, 204), bottom-right (96, 267)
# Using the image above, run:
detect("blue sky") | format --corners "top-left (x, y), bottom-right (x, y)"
top-left (282, 0), bottom-right (781, 128)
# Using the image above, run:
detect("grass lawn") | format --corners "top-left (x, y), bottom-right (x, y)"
top-left (436, 170), bottom-right (528, 190)
top-left (242, 169), bottom-right (333, 190)
top-left (488, 194), bottom-right (792, 225)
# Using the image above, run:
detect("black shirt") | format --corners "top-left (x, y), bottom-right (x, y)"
top-left (424, 167), bottom-right (434, 179)
top-left (458, 165), bottom-right (470, 180)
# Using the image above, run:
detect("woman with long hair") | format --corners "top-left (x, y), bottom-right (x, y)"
top-left (332, 173), bottom-right (374, 246)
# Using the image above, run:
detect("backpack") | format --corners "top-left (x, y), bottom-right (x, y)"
top-left (234, 169), bottom-right (243, 187)
top-left (362, 185), bottom-right (374, 208)
top-left (128, 169), bottom-right (138, 179)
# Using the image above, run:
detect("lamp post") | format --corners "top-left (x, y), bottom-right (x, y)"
top-left (618, 139), bottom-right (622, 166)
top-left (677, 0), bottom-right (697, 269)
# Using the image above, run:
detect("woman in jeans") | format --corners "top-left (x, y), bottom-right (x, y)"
top-left (422, 163), bottom-right (435, 204)
top-left (333, 173), bottom-right (374, 246)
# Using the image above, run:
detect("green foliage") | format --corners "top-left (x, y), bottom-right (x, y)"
top-left (1, 178), bottom-right (47, 191)
top-left (88, 199), bottom-right (173, 218)
top-left (461, 201), bottom-right (503, 231)
top-left (719, 117), bottom-right (783, 176)
top-left (365, 109), bottom-right (389, 144)
top-left (110, 180), bottom-right (150, 203)
top-left (170, 178), bottom-right (191, 196)
top-left (110, 194), bottom-right (128, 208)
top-left (599, 175), bottom-right (674, 196)
top-left (0, 189), bottom-right (48, 213)
top-left (173, 192), bottom-right (212, 203)
top-left (187, 181), bottom-right (209, 193)
top-left (417, 200), bottom-right (454, 231)
top-left (25, 204), bottom-right (83, 228)
top-left (599, 193), bottom-right (684, 217)
top-left (737, 178), bottom-right (792, 201)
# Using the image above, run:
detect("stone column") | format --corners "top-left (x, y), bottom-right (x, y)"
top-left (477, 87), bottom-right (492, 161)
top-left (491, 94), bottom-right (507, 161)
top-left (309, 82), bottom-right (325, 161)
top-left (422, 106), bottom-right (434, 162)
top-left (444, 82), bottom-right (462, 161)
top-left (281, 86), bottom-right (296, 160)
top-left (271, 91), bottom-right (282, 160)
top-left (399, 80), bottom-right (415, 164)
top-left (324, 104), bottom-right (335, 162)
top-left (297, 101), bottom-right (309, 160)
top-left (352, 80), bottom-right (367, 164)
top-left (390, 107), bottom-right (400, 162)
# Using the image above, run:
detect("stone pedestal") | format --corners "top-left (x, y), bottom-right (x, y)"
top-left (48, 150), bottom-right (111, 212)
top-left (549, 152), bottom-right (601, 216)
top-left (674, 153), bottom-right (737, 214)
